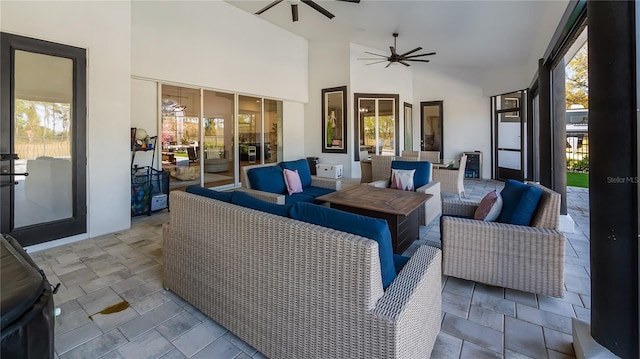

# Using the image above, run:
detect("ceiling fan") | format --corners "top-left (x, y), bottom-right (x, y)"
top-left (256, 0), bottom-right (360, 22)
top-left (359, 33), bottom-right (436, 68)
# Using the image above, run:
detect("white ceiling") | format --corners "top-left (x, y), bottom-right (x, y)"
top-left (225, 0), bottom-right (568, 68)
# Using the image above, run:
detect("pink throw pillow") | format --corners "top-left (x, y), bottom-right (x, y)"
top-left (283, 169), bottom-right (303, 195)
top-left (474, 190), bottom-right (503, 221)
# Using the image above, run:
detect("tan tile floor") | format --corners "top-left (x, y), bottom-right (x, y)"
top-left (31, 179), bottom-right (589, 358)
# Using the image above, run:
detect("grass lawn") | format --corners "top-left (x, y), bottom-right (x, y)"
top-left (567, 171), bottom-right (589, 188)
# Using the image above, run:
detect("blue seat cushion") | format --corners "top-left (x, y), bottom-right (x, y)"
top-left (230, 191), bottom-right (291, 217)
top-left (300, 186), bottom-right (334, 198)
top-left (392, 161), bottom-right (431, 188)
top-left (393, 254), bottom-right (410, 274)
top-left (497, 179), bottom-right (543, 226)
top-left (185, 185), bottom-right (232, 202)
top-left (289, 202), bottom-right (396, 289)
top-left (280, 159), bottom-right (312, 188)
top-left (284, 193), bottom-right (316, 205)
top-left (247, 166), bottom-right (286, 194)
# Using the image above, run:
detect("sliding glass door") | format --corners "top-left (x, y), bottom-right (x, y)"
top-left (161, 85), bottom-right (282, 189)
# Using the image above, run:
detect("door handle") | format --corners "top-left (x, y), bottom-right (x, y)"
top-left (0, 153), bottom-right (19, 161)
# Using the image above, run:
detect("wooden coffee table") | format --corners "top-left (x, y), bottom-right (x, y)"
top-left (316, 185), bottom-right (432, 254)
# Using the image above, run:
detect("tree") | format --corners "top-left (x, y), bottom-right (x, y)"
top-left (566, 42), bottom-right (588, 109)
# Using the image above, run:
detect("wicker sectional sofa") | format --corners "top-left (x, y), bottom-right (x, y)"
top-left (164, 191), bottom-right (442, 358)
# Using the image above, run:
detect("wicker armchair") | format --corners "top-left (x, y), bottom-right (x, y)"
top-left (419, 151), bottom-right (440, 163)
top-left (369, 155), bottom-right (442, 226)
top-left (440, 183), bottom-right (566, 298)
top-left (433, 154), bottom-right (467, 198)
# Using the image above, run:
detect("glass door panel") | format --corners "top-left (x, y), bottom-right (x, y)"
top-left (203, 90), bottom-right (234, 187)
top-left (379, 99), bottom-right (396, 156)
top-left (358, 99), bottom-right (376, 155)
top-left (420, 101), bottom-right (443, 159)
top-left (13, 51), bottom-right (73, 228)
top-left (161, 85), bottom-right (201, 189)
top-left (264, 99), bottom-right (282, 164)
top-left (238, 96), bottom-right (262, 170)
top-left (494, 91), bottom-right (525, 180)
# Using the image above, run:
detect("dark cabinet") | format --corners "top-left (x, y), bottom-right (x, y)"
top-left (464, 151), bottom-right (482, 179)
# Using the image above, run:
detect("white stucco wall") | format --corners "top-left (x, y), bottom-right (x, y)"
top-left (413, 65), bottom-right (492, 178)
top-left (131, 1), bottom-right (308, 104)
top-left (1, 1), bottom-right (132, 243)
top-left (348, 42), bottom-right (414, 178)
top-left (305, 41), bottom-right (351, 174)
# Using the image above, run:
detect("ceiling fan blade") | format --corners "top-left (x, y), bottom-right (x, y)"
top-left (291, 4), bottom-right (299, 21)
top-left (385, 62), bottom-right (393, 68)
top-left (366, 60), bottom-right (388, 65)
top-left (399, 60), bottom-right (411, 67)
top-left (406, 59), bottom-right (431, 63)
top-left (358, 58), bottom-right (389, 60)
top-left (399, 47), bottom-right (423, 57)
top-left (364, 51), bottom-right (388, 58)
top-left (302, 0), bottom-right (335, 19)
top-left (255, 0), bottom-right (284, 15)
top-left (404, 52), bottom-right (436, 59)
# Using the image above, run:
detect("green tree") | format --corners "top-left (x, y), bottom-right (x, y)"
top-left (566, 42), bottom-right (588, 109)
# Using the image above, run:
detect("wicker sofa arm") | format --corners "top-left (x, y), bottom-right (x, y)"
top-left (232, 187), bottom-right (285, 204)
top-left (310, 176), bottom-right (342, 190)
top-left (443, 199), bottom-right (478, 217)
top-left (370, 246), bottom-right (441, 357)
top-left (441, 216), bottom-right (565, 297)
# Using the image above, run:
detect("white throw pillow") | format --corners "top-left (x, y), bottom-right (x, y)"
top-left (390, 169), bottom-right (416, 191)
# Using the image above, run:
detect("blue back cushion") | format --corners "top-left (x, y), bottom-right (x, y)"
top-left (230, 191), bottom-right (291, 217)
top-left (289, 202), bottom-right (396, 289)
top-left (185, 185), bottom-right (232, 202)
top-left (280, 159), bottom-right (312, 187)
top-left (247, 166), bottom-right (286, 194)
top-left (391, 161), bottom-right (431, 188)
top-left (497, 179), bottom-right (543, 226)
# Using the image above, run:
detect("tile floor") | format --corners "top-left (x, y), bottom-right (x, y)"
top-left (30, 179), bottom-right (590, 359)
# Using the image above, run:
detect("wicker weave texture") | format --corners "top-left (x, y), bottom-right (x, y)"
top-left (164, 191), bottom-right (441, 358)
top-left (441, 184), bottom-right (565, 298)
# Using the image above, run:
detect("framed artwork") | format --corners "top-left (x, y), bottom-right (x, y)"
top-left (322, 86), bottom-right (347, 153)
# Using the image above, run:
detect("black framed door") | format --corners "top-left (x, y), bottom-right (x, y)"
top-left (0, 32), bottom-right (87, 246)
top-left (492, 90), bottom-right (526, 181)
top-left (420, 101), bottom-right (443, 162)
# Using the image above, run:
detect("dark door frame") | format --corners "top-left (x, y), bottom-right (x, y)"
top-left (492, 90), bottom-right (527, 181)
top-left (419, 100), bottom-right (443, 162)
top-left (0, 32), bottom-right (87, 246)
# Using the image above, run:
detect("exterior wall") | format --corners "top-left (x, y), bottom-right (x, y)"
top-left (131, 1), bottom-right (308, 103)
top-left (305, 41), bottom-right (351, 174)
top-left (131, 1), bottom-right (309, 167)
top-left (348, 43), bottom-right (414, 178)
top-left (413, 65), bottom-right (492, 178)
top-left (1, 1), bottom-right (132, 241)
